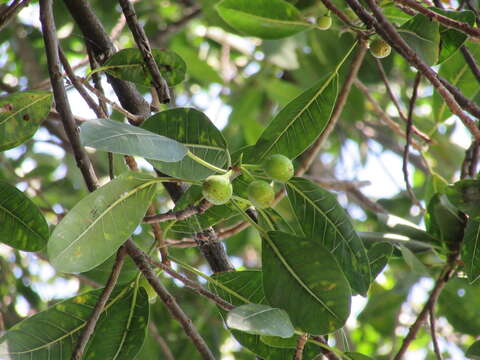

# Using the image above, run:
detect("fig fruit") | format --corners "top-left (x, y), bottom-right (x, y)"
top-left (370, 38), bottom-right (391, 59)
top-left (263, 154), bottom-right (294, 183)
top-left (202, 174), bottom-right (233, 205)
top-left (317, 15), bottom-right (332, 30)
top-left (247, 180), bottom-right (275, 209)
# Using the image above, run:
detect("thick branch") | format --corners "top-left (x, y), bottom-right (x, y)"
top-left (40, 0), bottom-right (98, 192)
top-left (144, 199), bottom-right (211, 224)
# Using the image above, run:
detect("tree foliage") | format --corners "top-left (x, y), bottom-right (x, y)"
top-left (0, 0), bottom-right (479, 359)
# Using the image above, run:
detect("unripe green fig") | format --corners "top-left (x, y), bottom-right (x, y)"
top-left (317, 15), bottom-right (332, 30)
top-left (247, 180), bottom-right (275, 209)
top-left (202, 174), bottom-right (233, 205)
top-left (139, 277), bottom-right (157, 303)
top-left (369, 38), bottom-right (391, 59)
top-left (263, 154), bottom-right (294, 183)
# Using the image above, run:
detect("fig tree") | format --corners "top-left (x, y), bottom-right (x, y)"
top-left (202, 173), bottom-right (233, 205)
top-left (370, 38), bottom-right (391, 59)
top-left (263, 154), bottom-right (294, 183)
top-left (247, 180), bottom-right (275, 209)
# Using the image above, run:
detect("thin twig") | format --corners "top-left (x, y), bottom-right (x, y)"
top-left (319, 0), bottom-right (365, 36)
top-left (146, 255), bottom-right (234, 311)
top-left (294, 333), bottom-right (309, 360)
top-left (144, 199), bottom-right (212, 224)
top-left (460, 46), bottom-right (480, 84)
top-left (310, 336), bottom-right (340, 360)
top-left (118, 0), bottom-right (170, 103)
top-left (39, 0), bottom-right (98, 192)
top-left (374, 59), bottom-right (431, 143)
top-left (72, 246), bottom-right (127, 360)
top-left (148, 323), bottom-right (175, 360)
top-left (402, 73), bottom-right (423, 209)
top-left (125, 239), bottom-right (215, 360)
top-left (429, 307), bottom-right (442, 360)
top-left (396, 0), bottom-right (480, 38)
top-left (297, 39), bottom-right (368, 175)
top-left (0, 0), bottom-right (30, 31)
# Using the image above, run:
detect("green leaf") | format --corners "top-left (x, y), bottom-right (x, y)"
top-left (262, 231), bottom-right (351, 334)
top-left (215, 0), bottom-right (313, 39)
top-left (368, 242), bottom-right (393, 281)
top-left (260, 335), bottom-right (298, 349)
top-left (0, 90), bottom-right (52, 150)
top-left (80, 118), bottom-right (187, 163)
top-left (246, 73), bottom-right (338, 163)
top-left (434, 42), bottom-right (480, 122)
top-left (426, 193), bottom-right (466, 245)
top-left (432, 8), bottom-right (475, 63)
top-left (399, 245), bottom-right (429, 275)
top-left (377, 213), bottom-right (438, 245)
top-left (47, 172), bottom-right (158, 273)
top-left (446, 179), bottom-right (480, 218)
top-left (226, 304), bottom-right (295, 338)
top-left (398, 14), bottom-right (440, 66)
top-left (462, 219), bottom-right (480, 284)
top-left (286, 177), bottom-right (371, 295)
top-left (438, 278), bottom-right (480, 336)
top-left (467, 340), bottom-right (480, 359)
top-left (0, 286), bottom-right (149, 359)
top-left (345, 353), bottom-right (374, 360)
top-left (95, 48), bottom-right (186, 86)
top-left (141, 108), bottom-right (229, 180)
top-left (359, 232), bottom-right (435, 253)
top-left (0, 181), bottom-right (49, 251)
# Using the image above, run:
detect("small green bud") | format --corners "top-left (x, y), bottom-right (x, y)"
top-left (248, 180), bottom-right (275, 209)
top-left (263, 154), bottom-right (294, 183)
top-left (370, 38), bottom-right (391, 59)
top-left (317, 15), bottom-right (332, 30)
top-left (202, 174), bottom-right (233, 205)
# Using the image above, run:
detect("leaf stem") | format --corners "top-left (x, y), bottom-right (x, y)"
top-left (186, 151), bottom-right (228, 174)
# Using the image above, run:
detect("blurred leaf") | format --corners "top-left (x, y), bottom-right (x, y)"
top-left (286, 177), bottom-right (371, 295)
top-left (0, 91), bottom-right (52, 151)
top-left (142, 108), bottom-right (229, 180)
top-left (226, 304), bottom-right (295, 338)
top-left (80, 118), bottom-right (187, 162)
top-left (368, 242), bottom-right (393, 281)
top-left (47, 172), bottom-right (157, 273)
top-left (94, 48), bottom-right (186, 86)
top-left (426, 193), bottom-right (466, 245)
top-left (399, 245), bottom-right (429, 275)
top-left (446, 179), bottom-right (480, 218)
top-left (345, 353), bottom-right (374, 360)
top-left (377, 213), bottom-right (438, 245)
top-left (399, 14), bottom-right (440, 66)
top-left (263, 231), bottom-right (351, 334)
top-left (216, 0), bottom-right (313, 39)
top-left (439, 278), bottom-right (480, 336)
top-left (0, 181), bottom-right (49, 251)
top-left (246, 72), bottom-right (338, 163)
top-left (467, 340), bottom-right (480, 359)
top-left (461, 219), bottom-right (480, 284)
top-left (0, 286), bottom-right (149, 359)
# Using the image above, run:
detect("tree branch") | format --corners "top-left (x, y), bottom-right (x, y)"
top-left (40, 0), bottom-right (99, 192)
top-left (294, 333), bottom-right (309, 360)
top-left (72, 246), bottom-right (127, 360)
top-left (144, 199), bottom-right (212, 224)
top-left (118, 0), bottom-right (170, 103)
top-left (125, 239), bottom-right (216, 360)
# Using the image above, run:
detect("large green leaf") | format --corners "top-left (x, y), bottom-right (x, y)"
top-left (226, 304), bottom-right (295, 338)
top-left (94, 48), bottom-right (186, 86)
top-left (246, 73), bottom-right (337, 163)
top-left (446, 179), bottom-right (480, 218)
top-left (209, 271), bottom-right (321, 359)
top-left (467, 340), bottom-right (480, 359)
top-left (80, 118), bottom-right (187, 163)
top-left (462, 219), bottom-right (480, 284)
top-left (399, 14), bottom-right (440, 66)
top-left (434, 42), bottom-right (480, 122)
top-left (286, 177), bottom-right (371, 295)
top-left (215, 0), bottom-right (313, 39)
top-left (432, 8), bottom-right (475, 63)
top-left (0, 90), bottom-right (52, 151)
top-left (141, 108), bottom-right (229, 180)
top-left (0, 286), bottom-right (149, 359)
top-left (438, 278), bottom-right (480, 336)
top-left (47, 172), bottom-right (158, 273)
top-left (0, 181), bottom-right (49, 251)
top-left (262, 231), bottom-right (351, 334)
